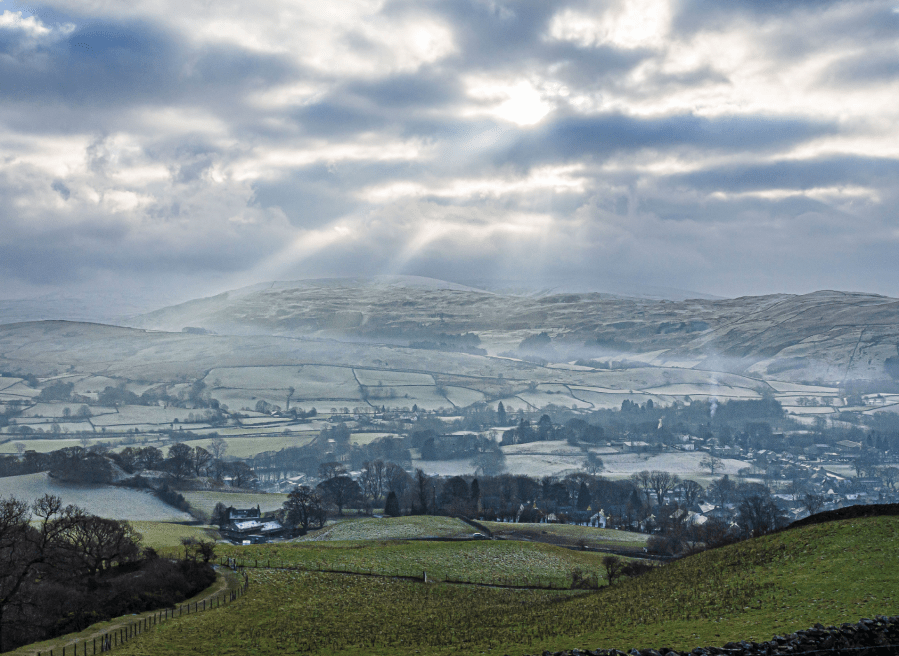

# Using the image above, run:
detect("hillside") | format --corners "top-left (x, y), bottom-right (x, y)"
top-left (126, 278), bottom-right (899, 385)
top-left (105, 514), bottom-right (898, 656)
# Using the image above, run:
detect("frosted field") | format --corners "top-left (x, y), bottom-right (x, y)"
top-left (22, 403), bottom-right (116, 418)
top-left (217, 434), bottom-right (316, 458)
top-left (642, 384), bottom-right (761, 398)
top-left (0, 382), bottom-right (41, 399)
top-left (3, 422), bottom-right (92, 434)
top-left (374, 386), bottom-right (452, 411)
top-left (0, 438), bottom-right (95, 453)
top-left (239, 417), bottom-right (293, 426)
top-left (0, 377), bottom-right (24, 390)
top-left (0, 472), bottom-right (194, 521)
top-left (515, 389), bottom-right (593, 410)
top-left (442, 386), bottom-right (486, 407)
top-left (414, 454), bottom-right (587, 478)
top-left (766, 381), bottom-right (840, 394)
top-left (502, 440), bottom-right (584, 456)
top-left (205, 365), bottom-right (362, 400)
top-left (785, 406), bottom-right (836, 415)
top-left (600, 451), bottom-right (749, 477)
top-left (351, 432), bottom-right (396, 445)
top-left (354, 369), bottom-right (435, 387)
top-left (90, 405), bottom-right (198, 426)
top-left (568, 389), bottom-right (670, 409)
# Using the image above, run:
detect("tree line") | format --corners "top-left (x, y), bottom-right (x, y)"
top-left (0, 495), bottom-right (215, 652)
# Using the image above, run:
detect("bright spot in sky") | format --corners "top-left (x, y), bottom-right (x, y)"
top-left (466, 78), bottom-right (553, 125)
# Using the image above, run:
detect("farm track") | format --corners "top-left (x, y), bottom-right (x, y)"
top-left (13, 566), bottom-right (243, 656)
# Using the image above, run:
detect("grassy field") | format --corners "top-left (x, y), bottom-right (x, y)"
top-left (110, 515), bottom-right (898, 656)
top-left (480, 521), bottom-right (648, 551)
top-left (213, 538), bottom-right (609, 589)
top-left (132, 521), bottom-right (220, 549)
top-left (296, 516), bottom-right (475, 541)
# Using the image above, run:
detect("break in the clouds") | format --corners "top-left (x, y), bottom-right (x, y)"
top-left (1, 0), bottom-right (898, 300)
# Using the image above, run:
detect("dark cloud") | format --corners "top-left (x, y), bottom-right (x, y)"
top-left (498, 113), bottom-right (836, 168)
top-left (669, 156), bottom-right (899, 193)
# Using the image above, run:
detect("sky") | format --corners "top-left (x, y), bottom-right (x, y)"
top-left (1, 0), bottom-right (899, 305)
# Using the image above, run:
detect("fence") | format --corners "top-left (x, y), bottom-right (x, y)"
top-left (35, 568), bottom-right (249, 656)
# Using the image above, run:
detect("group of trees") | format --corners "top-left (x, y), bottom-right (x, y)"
top-left (0, 494), bottom-right (214, 652)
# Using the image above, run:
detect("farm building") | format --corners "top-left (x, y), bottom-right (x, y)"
top-left (221, 518), bottom-right (289, 544)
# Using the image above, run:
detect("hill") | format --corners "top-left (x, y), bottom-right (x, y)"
top-left (126, 278), bottom-right (899, 385)
top-left (106, 514), bottom-right (898, 656)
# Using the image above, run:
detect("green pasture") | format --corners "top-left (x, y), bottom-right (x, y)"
top-left (481, 521), bottom-right (648, 551)
top-left (114, 515), bottom-right (899, 656)
top-left (132, 521), bottom-right (220, 550)
top-left (296, 515), bottom-right (473, 541)
top-left (212, 538), bottom-right (610, 589)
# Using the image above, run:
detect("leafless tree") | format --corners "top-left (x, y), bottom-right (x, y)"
top-left (58, 511), bottom-right (141, 576)
top-left (318, 461), bottom-right (347, 481)
top-left (630, 470), bottom-right (652, 502)
top-left (801, 492), bottom-right (825, 516)
top-left (191, 446), bottom-right (213, 477)
top-left (317, 475), bottom-right (362, 516)
top-left (679, 479), bottom-right (703, 507)
top-left (879, 466), bottom-right (899, 490)
top-left (648, 470), bottom-right (680, 506)
top-left (583, 452), bottom-right (604, 475)
top-left (227, 461), bottom-right (258, 489)
top-left (737, 493), bottom-right (787, 538)
top-left (360, 459), bottom-right (386, 501)
top-left (208, 436), bottom-right (228, 460)
top-left (700, 455), bottom-right (724, 476)
top-left (284, 485), bottom-right (326, 532)
top-left (601, 555), bottom-right (625, 586)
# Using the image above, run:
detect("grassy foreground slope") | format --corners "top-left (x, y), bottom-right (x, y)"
top-left (117, 516), bottom-right (897, 656)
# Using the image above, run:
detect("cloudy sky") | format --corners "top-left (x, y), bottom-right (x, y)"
top-left (2, 0), bottom-right (898, 304)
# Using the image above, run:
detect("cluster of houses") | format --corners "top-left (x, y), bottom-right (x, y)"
top-left (218, 506), bottom-right (291, 544)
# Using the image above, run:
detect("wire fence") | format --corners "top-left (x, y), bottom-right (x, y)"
top-left (35, 567), bottom-right (249, 656)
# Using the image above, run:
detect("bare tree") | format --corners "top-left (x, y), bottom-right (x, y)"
top-left (283, 485), bottom-right (325, 532)
top-left (359, 459), bottom-right (387, 501)
top-left (737, 493), bottom-right (787, 538)
top-left (648, 470), bottom-right (680, 506)
top-left (679, 479), bottom-right (703, 507)
top-left (208, 436), bottom-right (228, 460)
top-left (13, 443), bottom-right (25, 456)
top-left (700, 455), bottom-right (724, 476)
top-left (801, 492), bottom-right (825, 516)
top-left (227, 461), bottom-right (258, 489)
top-left (879, 466), bottom-right (899, 491)
top-left (601, 555), bottom-right (625, 586)
top-left (318, 461), bottom-right (347, 481)
top-left (317, 475), bottom-right (362, 516)
top-left (583, 452), bottom-right (604, 476)
top-left (630, 470), bottom-right (652, 502)
top-left (58, 512), bottom-right (141, 576)
top-left (191, 446), bottom-right (213, 477)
